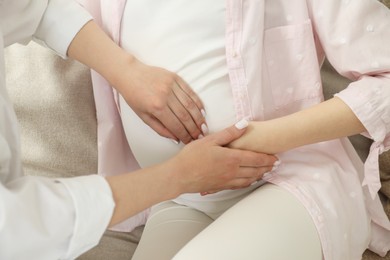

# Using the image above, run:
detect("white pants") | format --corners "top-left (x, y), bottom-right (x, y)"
top-left (132, 184), bottom-right (322, 260)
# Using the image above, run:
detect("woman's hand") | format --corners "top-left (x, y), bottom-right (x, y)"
top-left (67, 21), bottom-right (207, 144)
top-left (115, 58), bottom-right (207, 144)
top-left (166, 120), bottom-right (278, 196)
top-left (106, 120), bottom-right (277, 226)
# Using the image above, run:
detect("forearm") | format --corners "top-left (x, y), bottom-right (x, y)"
top-left (105, 164), bottom-right (180, 227)
top-left (66, 20), bottom-right (208, 143)
top-left (106, 122), bottom-right (278, 226)
top-left (232, 97), bottom-right (366, 154)
top-left (67, 21), bottom-right (134, 93)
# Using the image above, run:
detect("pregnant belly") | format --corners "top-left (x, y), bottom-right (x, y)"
top-left (119, 84), bottom-right (237, 168)
top-left (120, 95), bottom-right (183, 168)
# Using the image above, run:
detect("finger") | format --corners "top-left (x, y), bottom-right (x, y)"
top-left (208, 177), bottom-right (259, 194)
top-left (231, 150), bottom-right (278, 168)
top-left (175, 77), bottom-right (205, 117)
top-left (172, 81), bottom-right (207, 137)
top-left (227, 176), bottom-right (261, 190)
top-left (141, 113), bottom-right (178, 141)
top-left (235, 166), bottom-right (272, 179)
top-left (206, 119), bottom-right (249, 146)
top-left (167, 89), bottom-right (202, 140)
top-left (200, 191), bottom-right (217, 196)
top-left (155, 106), bottom-right (193, 144)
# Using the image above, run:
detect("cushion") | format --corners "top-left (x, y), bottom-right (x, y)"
top-left (5, 42), bottom-right (97, 178)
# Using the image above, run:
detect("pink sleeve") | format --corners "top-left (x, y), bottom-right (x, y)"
top-left (307, 0), bottom-right (390, 198)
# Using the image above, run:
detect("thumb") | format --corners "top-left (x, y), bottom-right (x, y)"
top-left (209, 119), bottom-right (249, 146)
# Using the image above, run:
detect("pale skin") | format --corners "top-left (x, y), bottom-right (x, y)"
top-left (199, 98), bottom-right (366, 196)
top-left (230, 97), bottom-right (366, 154)
top-left (67, 21), bottom-right (277, 227)
top-left (106, 123), bottom-right (277, 226)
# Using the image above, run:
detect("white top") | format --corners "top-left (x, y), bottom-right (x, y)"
top-left (0, 1), bottom-right (115, 259)
top-left (120, 0), bottom-right (261, 216)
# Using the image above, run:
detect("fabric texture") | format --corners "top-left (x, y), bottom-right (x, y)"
top-left (5, 42), bottom-right (96, 178)
top-left (322, 59), bottom-right (390, 260)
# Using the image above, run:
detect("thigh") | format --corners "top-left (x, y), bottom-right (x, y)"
top-left (132, 201), bottom-right (213, 260)
top-left (173, 184), bottom-right (322, 260)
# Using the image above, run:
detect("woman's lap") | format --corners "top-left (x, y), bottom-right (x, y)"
top-left (133, 184), bottom-right (322, 260)
top-left (173, 184), bottom-right (322, 259)
top-left (131, 201), bottom-right (214, 260)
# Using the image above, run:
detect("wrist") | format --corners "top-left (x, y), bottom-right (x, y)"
top-left (107, 52), bottom-right (137, 92)
top-left (229, 121), bottom-right (266, 151)
top-left (153, 161), bottom-right (184, 200)
top-left (230, 120), bottom-right (282, 154)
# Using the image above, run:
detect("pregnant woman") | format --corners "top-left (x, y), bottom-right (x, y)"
top-left (84, 0), bottom-right (390, 259)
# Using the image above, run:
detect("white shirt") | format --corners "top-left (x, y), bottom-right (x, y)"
top-left (0, 1), bottom-right (115, 259)
top-left (119, 0), bottom-right (261, 216)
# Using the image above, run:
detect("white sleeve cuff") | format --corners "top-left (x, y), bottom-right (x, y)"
top-left (33, 0), bottom-right (92, 58)
top-left (57, 175), bottom-right (114, 259)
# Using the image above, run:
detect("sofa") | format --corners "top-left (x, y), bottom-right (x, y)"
top-left (4, 2), bottom-right (390, 258)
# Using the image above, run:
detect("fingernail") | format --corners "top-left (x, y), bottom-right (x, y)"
top-left (262, 172), bottom-right (271, 179)
top-left (198, 134), bottom-right (204, 139)
top-left (201, 123), bottom-right (209, 135)
top-left (271, 160), bottom-right (281, 171)
top-left (170, 139), bottom-right (180, 145)
top-left (201, 109), bottom-right (206, 117)
top-left (200, 192), bottom-right (209, 196)
top-left (234, 118), bottom-right (249, 130)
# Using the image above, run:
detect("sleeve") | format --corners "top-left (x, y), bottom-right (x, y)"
top-left (307, 0), bottom-right (390, 198)
top-left (1, 1), bottom-right (113, 258)
top-left (33, 0), bottom-right (92, 58)
top-left (0, 175), bottom-right (115, 260)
